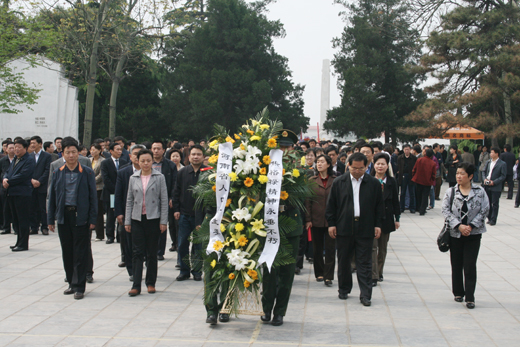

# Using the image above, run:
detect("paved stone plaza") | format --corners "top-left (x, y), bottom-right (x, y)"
top-left (0, 184), bottom-right (519, 346)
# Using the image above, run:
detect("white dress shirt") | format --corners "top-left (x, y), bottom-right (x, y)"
top-left (34, 149), bottom-right (42, 163)
top-left (350, 174), bottom-right (364, 217)
top-left (487, 158), bottom-right (498, 180)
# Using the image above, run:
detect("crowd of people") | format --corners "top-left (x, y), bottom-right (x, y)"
top-left (0, 134), bottom-right (517, 319)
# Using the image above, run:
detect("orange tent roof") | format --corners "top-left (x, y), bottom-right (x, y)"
top-left (432, 124), bottom-right (485, 140)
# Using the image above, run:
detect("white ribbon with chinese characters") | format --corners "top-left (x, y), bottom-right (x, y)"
top-left (206, 142), bottom-right (233, 257)
top-left (257, 149), bottom-right (283, 271)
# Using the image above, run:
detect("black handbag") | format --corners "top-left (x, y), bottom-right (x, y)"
top-left (437, 187), bottom-right (455, 252)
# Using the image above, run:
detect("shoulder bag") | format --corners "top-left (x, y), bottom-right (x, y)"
top-left (437, 187), bottom-right (455, 252)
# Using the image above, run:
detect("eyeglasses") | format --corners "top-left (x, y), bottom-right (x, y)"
top-left (350, 167), bottom-right (365, 172)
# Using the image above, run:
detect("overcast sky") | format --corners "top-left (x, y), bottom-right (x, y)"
top-left (260, 0), bottom-right (346, 127)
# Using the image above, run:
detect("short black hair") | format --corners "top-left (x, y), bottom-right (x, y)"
top-left (457, 162), bottom-right (475, 176)
top-left (308, 139), bottom-right (316, 144)
top-left (104, 137), bottom-right (112, 143)
top-left (504, 144), bottom-right (511, 152)
top-left (189, 144), bottom-right (205, 155)
top-left (463, 146), bottom-right (470, 152)
top-left (325, 145), bottom-right (339, 155)
top-left (371, 141), bottom-right (383, 151)
top-left (14, 138), bottom-right (29, 149)
top-left (114, 136), bottom-right (126, 143)
top-left (61, 137), bottom-right (79, 151)
top-left (490, 147), bottom-right (500, 154)
top-left (2, 139), bottom-right (10, 146)
top-left (30, 136), bottom-right (42, 144)
top-left (348, 152), bottom-right (368, 166)
top-left (78, 145), bottom-right (86, 152)
top-left (109, 142), bottom-right (121, 151)
top-left (137, 148), bottom-right (153, 160)
top-left (360, 143), bottom-right (374, 154)
top-left (432, 143), bottom-right (439, 150)
top-left (300, 141), bottom-right (309, 148)
top-left (413, 145), bottom-right (421, 154)
top-left (402, 144), bottom-right (411, 149)
top-left (54, 137), bottom-right (63, 143)
top-left (425, 149), bottom-right (434, 158)
top-left (90, 143), bottom-right (102, 151)
top-left (168, 148), bottom-right (183, 161)
top-left (43, 141), bottom-right (53, 151)
top-left (152, 140), bottom-right (165, 149)
top-left (449, 145), bottom-right (458, 151)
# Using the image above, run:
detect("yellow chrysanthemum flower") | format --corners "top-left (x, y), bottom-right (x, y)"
top-left (208, 154), bottom-right (218, 164)
top-left (220, 224), bottom-right (226, 232)
top-left (234, 133), bottom-right (241, 140)
top-left (240, 144), bottom-right (245, 150)
top-left (263, 155), bottom-right (271, 165)
top-left (250, 135), bottom-right (261, 141)
top-left (267, 138), bottom-right (277, 148)
top-left (238, 236), bottom-right (248, 247)
top-left (292, 169), bottom-right (300, 178)
top-left (282, 169), bottom-right (286, 175)
top-left (244, 280), bottom-right (250, 288)
top-left (235, 223), bottom-right (244, 232)
top-left (244, 177), bottom-right (254, 187)
top-left (258, 175), bottom-right (268, 184)
top-left (229, 273), bottom-right (235, 280)
top-left (226, 198), bottom-right (232, 207)
top-left (259, 167), bottom-right (267, 175)
top-left (212, 185), bottom-right (216, 192)
top-left (225, 136), bottom-right (235, 143)
top-left (213, 240), bottom-right (224, 251)
top-left (260, 124), bottom-right (270, 130)
top-left (247, 269), bottom-right (258, 280)
top-left (280, 191), bottom-right (289, 200)
top-left (209, 139), bottom-right (218, 148)
top-left (247, 129), bottom-right (254, 135)
top-left (300, 157), bottom-right (306, 166)
top-left (229, 172), bottom-right (238, 181)
top-left (210, 259), bottom-right (217, 268)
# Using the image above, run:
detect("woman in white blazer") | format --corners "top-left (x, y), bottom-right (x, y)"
top-left (125, 149), bottom-right (168, 296)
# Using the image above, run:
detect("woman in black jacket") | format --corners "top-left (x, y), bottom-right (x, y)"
top-left (445, 145), bottom-right (462, 187)
top-left (370, 152), bottom-right (400, 286)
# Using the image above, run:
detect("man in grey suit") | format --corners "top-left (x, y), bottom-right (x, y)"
top-left (483, 147), bottom-right (507, 226)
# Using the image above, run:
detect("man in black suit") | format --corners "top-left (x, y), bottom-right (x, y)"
top-left (499, 144), bottom-right (516, 199)
top-left (115, 144), bottom-right (146, 281)
top-left (151, 140), bottom-right (178, 260)
top-left (326, 152), bottom-right (384, 306)
top-left (114, 136), bottom-right (130, 163)
top-left (483, 147), bottom-right (507, 225)
top-left (3, 138), bottom-right (36, 251)
top-left (101, 142), bottom-right (128, 244)
top-left (326, 145), bottom-right (345, 175)
top-left (0, 142), bottom-right (15, 234)
top-left (29, 136), bottom-right (52, 235)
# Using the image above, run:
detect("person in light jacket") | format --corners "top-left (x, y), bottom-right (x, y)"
top-left (125, 149), bottom-right (168, 296)
top-left (442, 162), bottom-right (489, 309)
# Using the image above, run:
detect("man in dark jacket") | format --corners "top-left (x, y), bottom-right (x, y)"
top-left (396, 144), bottom-right (417, 213)
top-left (47, 137), bottom-right (97, 300)
top-left (100, 142), bottom-right (128, 244)
top-left (484, 147), bottom-right (507, 225)
top-left (326, 152), bottom-right (384, 307)
top-left (0, 142), bottom-right (15, 234)
top-left (3, 138), bottom-right (35, 251)
top-left (151, 140), bottom-right (178, 260)
top-left (29, 136), bottom-right (52, 235)
top-left (499, 144), bottom-right (516, 199)
top-left (115, 144), bottom-right (146, 281)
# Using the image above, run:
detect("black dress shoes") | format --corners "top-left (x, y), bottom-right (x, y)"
top-left (260, 312), bottom-right (271, 322)
top-left (9, 245), bottom-right (16, 249)
top-left (106, 239), bottom-right (114, 244)
top-left (64, 288), bottom-right (74, 295)
top-left (454, 296), bottom-right (463, 302)
top-left (324, 280), bottom-right (333, 287)
top-left (42, 229), bottom-right (49, 235)
top-left (466, 302), bottom-right (475, 309)
top-left (118, 262), bottom-right (126, 268)
top-left (360, 298), bottom-right (371, 306)
top-left (338, 293), bottom-right (348, 300)
top-left (0, 230), bottom-right (11, 235)
top-left (219, 313), bottom-right (229, 322)
top-left (489, 222), bottom-right (496, 226)
top-left (295, 267), bottom-right (301, 275)
top-left (193, 274), bottom-right (202, 281)
top-left (86, 274), bottom-right (94, 283)
top-left (30, 230), bottom-right (38, 235)
top-left (378, 275), bottom-right (383, 282)
top-left (157, 255), bottom-right (165, 261)
top-left (74, 292), bottom-right (84, 300)
top-left (206, 314), bottom-right (217, 325)
top-left (176, 274), bottom-right (190, 281)
top-left (372, 279), bottom-right (378, 287)
top-left (271, 315), bottom-right (283, 326)
top-left (12, 246), bottom-right (28, 252)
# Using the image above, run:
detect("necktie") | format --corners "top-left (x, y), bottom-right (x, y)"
top-left (14, 158), bottom-right (20, 168)
top-left (115, 159), bottom-right (119, 170)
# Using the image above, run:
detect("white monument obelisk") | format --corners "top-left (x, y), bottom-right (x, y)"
top-left (320, 59), bottom-right (330, 140)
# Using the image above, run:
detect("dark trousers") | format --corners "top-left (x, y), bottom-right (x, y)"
top-left (262, 235), bottom-right (299, 317)
top-left (450, 234), bottom-right (481, 302)
top-left (131, 215), bottom-right (160, 291)
top-left (119, 220), bottom-right (133, 276)
top-left (58, 209), bottom-right (90, 293)
top-left (400, 173), bottom-right (415, 211)
top-left (337, 229), bottom-right (373, 300)
top-left (505, 174), bottom-right (514, 199)
top-left (1, 193), bottom-right (12, 231)
top-left (296, 227), bottom-right (312, 269)
top-left (484, 187), bottom-right (501, 223)
top-left (372, 233), bottom-right (390, 279)
top-left (204, 269), bottom-right (229, 316)
top-left (515, 181), bottom-right (520, 206)
top-left (178, 214), bottom-right (202, 276)
top-left (168, 208), bottom-right (178, 249)
top-left (8, 195), bottom-right (31, 249)
top-left (94, 190), bottom-right (105, 239)
top-left (434, 177), bottom-right (443, 199)
top-left (158, 226), bottom-right (167, 256)
top-left (105, 203), bottom-right (117, 241)
top-left (415, 183), bottom-right (431, 215)
top-left (30, 190), bottom-right (47, 233)
top-left (311, 227), bottom-right (335, 280)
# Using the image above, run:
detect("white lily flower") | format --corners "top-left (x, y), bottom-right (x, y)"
top-left (245, 145), bottom-right (262, 159)
top-left (232, 207), bottom-right (252, 222)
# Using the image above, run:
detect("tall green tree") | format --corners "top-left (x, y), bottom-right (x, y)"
top-left (401, 0), bottom-right (520, 147)
top-left (325, 0), bottom-right (426, 144)
top-left (160, 0), bottom-right (307, 140)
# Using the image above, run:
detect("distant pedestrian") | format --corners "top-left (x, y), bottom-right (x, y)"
top-left (445, 146), bottom-right (461, 188)
top-left (482, 148), bottom-right (506, 226)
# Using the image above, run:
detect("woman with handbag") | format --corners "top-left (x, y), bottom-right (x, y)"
top-left (441, 162), bottom-right (489, 309)
top-left (370, 152), bottom-right (400, 286)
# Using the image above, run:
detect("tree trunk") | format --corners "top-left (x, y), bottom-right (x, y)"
top-left (82, 0), bottom-right (108, 146)
top-left (108, 54), bottom-right (127, 138)
top-left (503, 71), bottom-right (513, 146)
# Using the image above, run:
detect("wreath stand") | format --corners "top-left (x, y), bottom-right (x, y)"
top-left (220, 285), bottom-right (264, 316)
